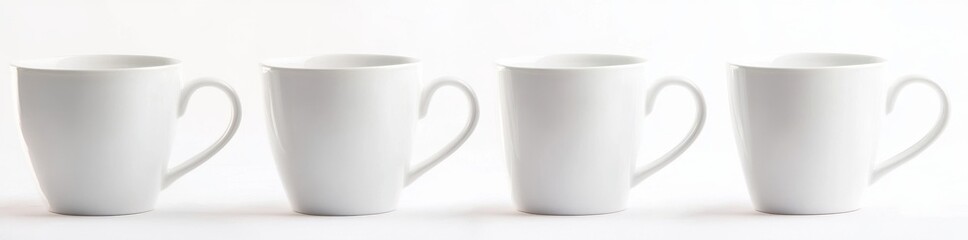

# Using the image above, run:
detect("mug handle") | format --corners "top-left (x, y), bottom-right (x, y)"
top-left (162, 77), bottom-right (243, 189)
top-left (870, 76), bottom-right (949, 184)
top-left (405, 76), bottom-right (480, 186)
top-left (632, 77), bottom-right (707, 187)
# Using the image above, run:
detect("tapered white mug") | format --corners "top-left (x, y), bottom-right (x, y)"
top-left (14, 55), bottom-right (242, 216)
top-left (263, 54), bottom-right (479, 216)
top-left (728, 53), bottom-right (949, 215)
top-left (497, 54), bottom-right (706, 215)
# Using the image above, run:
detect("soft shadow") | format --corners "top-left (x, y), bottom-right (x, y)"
top-left (0, 200), bottom-right (298, 219)
top-left (454, 204), bottom-right (630, 220)
top-left (150, 202), bottom-right (468, 220)
top-left (0, 199), bottom-right (60, 218)
top-left (681, 203), bottom-right (765, 218)
top-left (150, 202), bottom-right (310, 219)
top-left (459, 204), bottom-right (530, 218)
top-left (683, 203), bottom-right (865, 218)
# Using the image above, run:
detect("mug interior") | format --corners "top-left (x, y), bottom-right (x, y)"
top-left (262, 54), bottom-right (420, 70)
top-left (497, 54), bottom-right (646, 70)
top-left (13, 55), bottom-right (179, 71)
top-left (730, 53), bottom-right (885, 69)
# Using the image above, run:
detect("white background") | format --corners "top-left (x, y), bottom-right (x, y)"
top-left (0, 0), bottom-right (965, 239)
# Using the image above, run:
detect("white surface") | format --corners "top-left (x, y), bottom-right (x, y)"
top-left (0, 0), bottom-right (965, 239)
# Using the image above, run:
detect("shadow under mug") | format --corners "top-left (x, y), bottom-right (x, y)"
top-left (14, 55), bottom-right (242, 216)
top-left (497, 54), bottom-right (707, 215)
top-left (262, 54), bottom-right (479, 216)
top-left (728, 53), bottom-right (949, 215)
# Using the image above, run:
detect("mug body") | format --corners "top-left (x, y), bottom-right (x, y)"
top-left (15, 55), bottom-right (181, 215)
top-left (498, 54), bottom-right (645, 215)
top-left (263, 54), bottom-right (420, 215)
top-left (728, 53), bottom-right (885, 214)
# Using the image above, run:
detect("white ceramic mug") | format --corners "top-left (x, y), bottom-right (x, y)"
top-left (728, 53), bottom-right (949, 215)
top-left (497, 54), bottom-right (706, 215)
top-left (14, 55), bottom-right (242, 216)
top-left (263, 54), bottom-right (479, 216)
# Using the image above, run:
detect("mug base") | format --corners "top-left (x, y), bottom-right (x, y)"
top-left (49, 208), bottom-right (154, 216)
top-left (517, 208), bottom-right (627, 216)
top-left (293, 208), bottom-right (396, 216)
top-left (755, 208), bottom-right (860, 215)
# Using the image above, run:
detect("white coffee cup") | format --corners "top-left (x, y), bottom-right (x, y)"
top-left (497, 54), bottom-right (706, 215)
top-left (14, 55), bottom-right (242, 216)
top-left (728, 53), bottom-right (949, 215)
top-left (262, 54), bottom-right (479, 216)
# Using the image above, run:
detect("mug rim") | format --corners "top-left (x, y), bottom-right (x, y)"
top-left (261, 54), bottom-right (421, 71)
top-left (496, 53), bottom-right (647, 71)
top-left (728, 52), bottom-right (886, 70)
top-left (11, 54), bottom-right (181, 72)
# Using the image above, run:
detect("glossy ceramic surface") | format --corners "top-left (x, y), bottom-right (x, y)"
top-left (14, 55), bottom-right (242, 216)
top-left (728, 53), bottom-right (949, 214)
top-left (263, 54), bottom-right (479, 216)
top-left (498, 54), bottom-right (706, 215)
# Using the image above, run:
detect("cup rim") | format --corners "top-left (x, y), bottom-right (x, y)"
top-left (496, 53), bottom-right (647, 71)
top-left (261, 54), bottom-right (421, 71)
top-left (11, 54), bottom-right (181, 72)
top-left (727, 52), bottom-right (886, 70)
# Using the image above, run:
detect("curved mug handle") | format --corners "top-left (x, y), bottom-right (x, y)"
top-left (405, 76), bottom-right (480, 186)
top-left (870, 75), bottom-right (949, 184)
top-left (632, 77), bottom-right (707, 187)
top-left (162, 77), bottom-right (243, 189)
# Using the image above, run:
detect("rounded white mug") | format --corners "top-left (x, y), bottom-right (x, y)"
top-left (497, 54), bottom-right (707, 215)
top-left (14, 55), bottom-right (242, 216)
top-left (728, 53), bottom-right (949, 215)
top-left (262, 54), bottom-right (479, 216)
